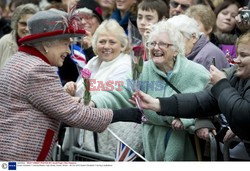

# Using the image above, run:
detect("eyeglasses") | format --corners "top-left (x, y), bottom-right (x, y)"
top-left (146, 41), bottom-right (173, 49)
top-left (170, 0), bottom-right (190, 11)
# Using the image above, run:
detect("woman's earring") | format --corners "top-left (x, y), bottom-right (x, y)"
top-left (45, 49), bottom-right (48, 53)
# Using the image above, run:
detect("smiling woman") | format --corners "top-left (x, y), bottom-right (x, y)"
top-left (213, 0), bottom-right (241, 58)
top-left (234, 32), bottom-right (250, 79)
top-left (92, 19), bottom-right (129, 61)
top-left (96, 35), bottom-right (122, 62)
top-left (88, 20), bottom-right (210, 161)
top-left (132, 31), bottom-right (250, 147)
top-left (0, 3), bottom-right (39, 70)
top-left (64, 19), bottom-right (132, 97)
top-left (146, 32), bottom-right (178, 72)
top-left (62, 19), bottom-right (142, 159)
top-left (40, 38), bottom-right (71, 67)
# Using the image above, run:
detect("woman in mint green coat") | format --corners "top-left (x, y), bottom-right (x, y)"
top-left (91, 20), bottom-right (210, 161)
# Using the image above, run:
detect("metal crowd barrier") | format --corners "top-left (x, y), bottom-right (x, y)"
top-left (223, 137), bottom-right (250, 161)
top-left (67, 127), bottom-right (114, 161)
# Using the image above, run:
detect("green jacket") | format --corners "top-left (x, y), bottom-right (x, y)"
top-left (92, 55), bottom-right (210, 161)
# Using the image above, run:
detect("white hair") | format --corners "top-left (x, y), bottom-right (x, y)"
top-left (75, 7), bottom-right (93, 15)
top-left (167, 14), bottom-right (200, 39)
top-left (147, 19), bottom-right (185, 56)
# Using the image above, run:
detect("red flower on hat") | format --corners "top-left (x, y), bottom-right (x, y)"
top-left (66, 5), bottom-right (86, 32)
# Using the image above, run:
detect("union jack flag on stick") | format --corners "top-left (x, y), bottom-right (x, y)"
top-left (70, 44), bottom-right (87, 70)
top-left (107, 128), bottom-right (147, 162)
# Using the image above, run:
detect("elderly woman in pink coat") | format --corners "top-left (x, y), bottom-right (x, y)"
top-left (0, 9), bottom-right (141, 161)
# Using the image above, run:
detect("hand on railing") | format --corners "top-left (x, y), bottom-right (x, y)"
top-left (196, 128), bottom-right (217, 141)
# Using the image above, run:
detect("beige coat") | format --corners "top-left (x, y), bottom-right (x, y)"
top-left (0, 31), bottom-right (18, 70)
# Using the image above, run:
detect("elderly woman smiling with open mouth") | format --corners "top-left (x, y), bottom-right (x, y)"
top-left (88, 20), bottom-right (210, 161)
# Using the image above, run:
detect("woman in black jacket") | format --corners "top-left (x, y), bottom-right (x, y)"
top-left (130, 31), bottom-right (250, 142)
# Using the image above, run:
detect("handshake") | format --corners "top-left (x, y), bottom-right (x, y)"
top-left (64, 81), bottom-right (161, 110)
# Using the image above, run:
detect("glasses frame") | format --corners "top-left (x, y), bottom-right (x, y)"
top-left (146, 41), bottom-right (173, 49)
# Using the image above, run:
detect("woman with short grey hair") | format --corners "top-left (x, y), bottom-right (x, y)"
top-left (0, 3), bottom-right (39, 70)
top-left (88, 20), bottom-right (211, 161)
top-left (168, 14), bottom-right (229, 70)
top-left (147, 19), bottom-right (185, 57)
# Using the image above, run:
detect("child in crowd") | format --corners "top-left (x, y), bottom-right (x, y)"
top-left (135, 0), bottom-right (168, 60)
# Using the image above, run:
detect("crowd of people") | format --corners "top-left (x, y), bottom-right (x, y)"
top-left (0, 0), bottom-right (250, 161)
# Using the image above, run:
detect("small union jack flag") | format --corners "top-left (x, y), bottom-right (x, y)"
top-left (70, 44), bottom-right (87, 70)
top-left (115, 140), bottom-right (137, 161)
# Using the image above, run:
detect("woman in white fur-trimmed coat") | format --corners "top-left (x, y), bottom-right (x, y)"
top-left (63, 19), bottom-right (143, 159)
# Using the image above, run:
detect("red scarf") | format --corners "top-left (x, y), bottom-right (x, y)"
top-left (18, 45), bottom-right (50, 65)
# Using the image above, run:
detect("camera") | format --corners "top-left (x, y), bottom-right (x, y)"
top-left (239, 10), bottom-right (250, 22)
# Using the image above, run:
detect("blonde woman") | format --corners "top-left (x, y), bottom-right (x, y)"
top-left (63, 19), bottom-right (143, 159)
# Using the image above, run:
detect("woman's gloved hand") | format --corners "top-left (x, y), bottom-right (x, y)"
top-left (112, 108), bottom-right (142, 124)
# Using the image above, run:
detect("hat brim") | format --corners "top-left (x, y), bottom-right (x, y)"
top-left (19, 29), bottom-right (86, 44)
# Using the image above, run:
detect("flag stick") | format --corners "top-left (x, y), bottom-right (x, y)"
top-left (107, 128), bottom-right (148, 161)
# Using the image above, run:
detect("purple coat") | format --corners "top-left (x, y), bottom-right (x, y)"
top-left (187, 35), bottom-right (230, 70)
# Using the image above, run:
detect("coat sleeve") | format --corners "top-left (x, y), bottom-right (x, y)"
top-left (26, 64), bottom-right (113, 133)
top-left (91, 82), bottom-right (134, 109)
top-left (158, 88), bottom-right (220, 118)
top-left (211, 78), bottom-right (250, 140)
top-left (194, 118), bottom-right (216, 132)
